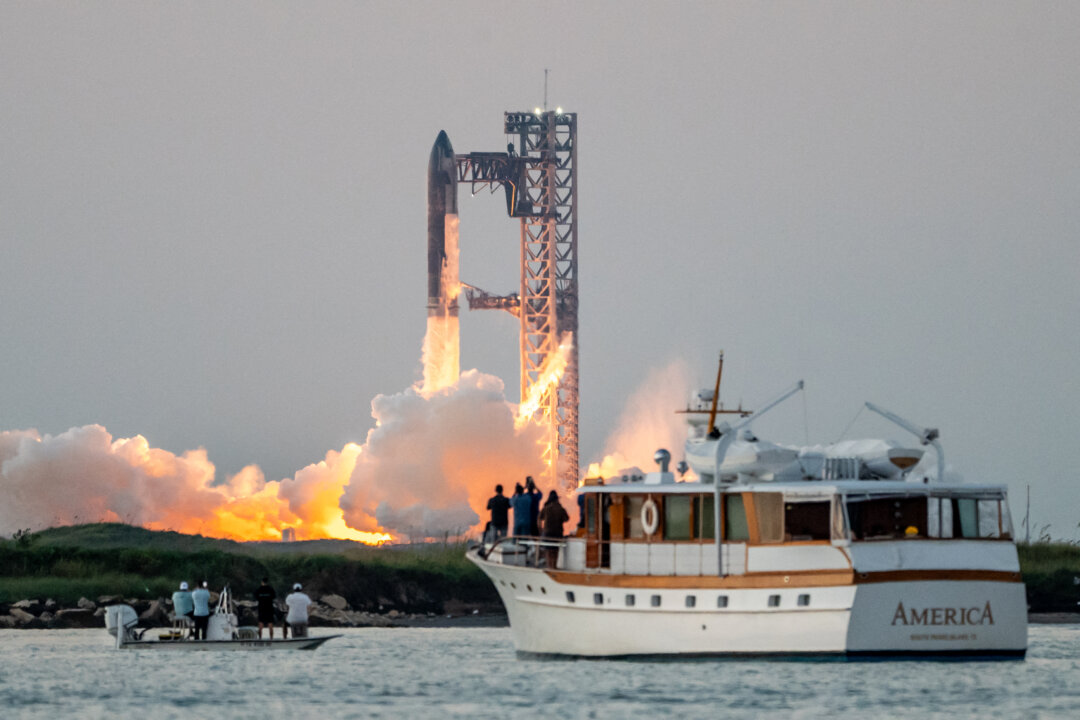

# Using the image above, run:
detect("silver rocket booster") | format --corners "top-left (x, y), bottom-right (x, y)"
top-left (427, 130), bottom-right (458, 317)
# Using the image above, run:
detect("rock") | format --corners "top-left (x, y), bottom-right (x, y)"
top-left (97, 594), bottom-right (123, 606)
top-left (0, 615), bottom-right (17, 629)
top-left (53, 608), bottom-right (99, 629)
top-left (13, 599), bottom-right (43, 616)
top-left (77, 597), bottom-right (96, 611)
top-left (322, 594), bottom-right (348, 611)
top-left (44, 599), bottom-right (58, 612)
top-left (139, 600), bottom-right (169, 626)
top-left (387, 609), bottom-right (401, 618)
top-left (10, 608), bottom-right (36, 624)
top-left (39, 611), bottom-right (54, 622)
top-left (94, 607), bottom-right (107, 618)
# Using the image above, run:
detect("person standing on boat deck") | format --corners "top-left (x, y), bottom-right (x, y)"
top-left (285, 583), bottom-right (312, 638)
top-left (171, 581), bottom-right (194, 621)
top-left (486, 485), bottom-right (511, 541)
top-left (525, 476), bottom-right (543, 536)
top-left (255, 577), bottom-right (276, 639)
top-left (539, 491), bottom-right (570, 567)
top-left (511, 483), bottom-right (530, 537)
top-left (191, 581), bottom-right (211, 640)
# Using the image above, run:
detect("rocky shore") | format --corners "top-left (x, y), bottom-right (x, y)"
top-left (0, 594), bottom-right (507, 630)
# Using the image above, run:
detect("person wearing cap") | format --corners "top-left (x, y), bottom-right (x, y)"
top-left (284, 582), bottom-right (312, 638)
top-left (191, 580), bottom-right (212, 640)
top-left (171, 581), bottom-right (194, 622)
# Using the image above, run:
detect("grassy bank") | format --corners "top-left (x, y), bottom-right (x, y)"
top-left (4, 525), bottom-right (1079, 612)
top-left (1018, 542), bottom-right (1080, 612)
top-left (0, 524), bottom-right (495, 611)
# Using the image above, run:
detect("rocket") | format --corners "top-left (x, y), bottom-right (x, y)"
top-left (427, 130), bottom-right (458, 318)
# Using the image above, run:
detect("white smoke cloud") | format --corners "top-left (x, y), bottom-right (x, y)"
top-left (340, 369), bottom-right (547, 540)
top-left (587, 359), bottom-right (694, 479)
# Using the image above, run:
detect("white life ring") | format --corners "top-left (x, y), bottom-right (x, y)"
top-left (641, 499), bottom-right (659, 536)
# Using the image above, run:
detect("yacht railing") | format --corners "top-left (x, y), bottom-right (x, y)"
top-left (479, 535), bottom-right (569, 569)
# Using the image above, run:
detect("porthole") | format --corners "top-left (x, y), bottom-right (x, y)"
top-left (510, 582), bottom-right (516, 589)
top-left (526, 585), bottom-right (532, 592)
top-left (540, 587), bottom-right (547, 594)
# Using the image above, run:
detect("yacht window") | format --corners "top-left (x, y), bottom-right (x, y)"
top-left (685, 595), bottom-right (696, 608)
top-left (927, 497), bottom-right (942, 537)
top-left (625, 496), bottom-right (645, 539)
top-left (754, 493), bottom-right (784, 544)
top-left (724, 494), bottom-right (749, 541)
top-left (846, 497), bottom-right (928, 540)
top-left (663, 495), bottom-right (693, 541)
top-left (798, 594), bottom-right (810, 607)
top-left (566, 591), bottom-right (575, 603)
top-left (717, 595), bottom-right (729, 608)
top-left (978, 500), bottom-right (1001, 538)
top-left (593, 593), bottom-right (604, 606)
top-left (955, 498), bottom-right (978, 538)
top-left (768, 594), bottom-right (781, 608)
top-left (784, 500), bottom-right (831, 541)
top-left (625, 594), bottom-right (635, 607)
top-left (651, 595), bottom-right (662, 608)
top-left (694, 495), bottom-right (716, 540)
top-left (831, 496), bottom-right (848, 540)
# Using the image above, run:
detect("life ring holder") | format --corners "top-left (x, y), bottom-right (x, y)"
top-left (641, 498), bottom-right (659, 536)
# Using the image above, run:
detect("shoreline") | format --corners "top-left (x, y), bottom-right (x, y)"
top-left (3, 599), bottom-right (1077, 630)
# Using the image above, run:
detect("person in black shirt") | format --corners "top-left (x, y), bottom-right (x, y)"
top-left (255, 577), bottom-right (277, 639)
top-left (486, 485), bottom-right (511, 541)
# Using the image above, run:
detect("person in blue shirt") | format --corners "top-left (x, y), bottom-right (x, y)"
top-left (511, 483), bottom-right (530, 536)
top-left (191, 581), bottom-right (211, 640)
top-left (525, 476), bottom-right (543, 536)
top-left (171, 581), bottom-right (194, 622)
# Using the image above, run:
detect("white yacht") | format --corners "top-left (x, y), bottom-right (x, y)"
top-left (467, 373), bottom-right (1027, 658)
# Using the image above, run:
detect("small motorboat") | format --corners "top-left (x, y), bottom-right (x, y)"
top-left (105, 586), bottom-right (339, 651)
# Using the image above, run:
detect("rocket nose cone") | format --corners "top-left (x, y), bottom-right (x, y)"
top-left (430, 130), bottom-right (455, 169)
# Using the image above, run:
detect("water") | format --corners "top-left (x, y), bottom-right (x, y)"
top-left (2, 626), bottom-right (1079, 719)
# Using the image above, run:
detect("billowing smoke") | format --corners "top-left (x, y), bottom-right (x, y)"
top-left (0, 424), bottom-right (295, 539)
top-left (0, 374), bottom-right (552, 542)
top-left (339, 369), bottom-right (547, 541)
top-left (586, 359), bottom-right (694, 479)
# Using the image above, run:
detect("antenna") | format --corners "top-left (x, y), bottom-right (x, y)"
top-left (544, 69), bottom-right (549, 111)
top-left (706, 351), bottom-right (724, 435)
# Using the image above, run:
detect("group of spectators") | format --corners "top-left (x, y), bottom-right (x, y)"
top-left (485, 475), bottom-right (570, 543)
top-left (169, 578), bottom-right (313, 640)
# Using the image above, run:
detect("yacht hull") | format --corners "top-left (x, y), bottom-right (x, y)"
top-left (468, 551), bottom-right (1026, 658)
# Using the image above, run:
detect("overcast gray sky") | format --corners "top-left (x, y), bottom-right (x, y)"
top-left (2, 1), bottom-right (1078, 537)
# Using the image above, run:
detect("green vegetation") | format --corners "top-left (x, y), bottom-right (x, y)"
top-left (4, 525), bottom-right (1079, 612)
top-left (1018, 542), bottom-right (1080, 613)
top-left (0, 524), bottom-right (495, 610)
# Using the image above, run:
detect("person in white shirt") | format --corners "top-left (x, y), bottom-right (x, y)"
top-left (284, 583), bottom-right (313, 638)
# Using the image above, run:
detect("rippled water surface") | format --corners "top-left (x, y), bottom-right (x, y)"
top-left (2, 626), bottom-right (1079, 718)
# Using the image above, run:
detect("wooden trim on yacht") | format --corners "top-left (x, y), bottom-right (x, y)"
top-left (544, 569), bottom-right (855, 589)
top-left (543, 568), bottom-right (1023, 589)
top-left (853, 569), bottom-right (1023, 584)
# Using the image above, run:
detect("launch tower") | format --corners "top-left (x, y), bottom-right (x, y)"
top-left (456, 111), bottom-right (579, 489)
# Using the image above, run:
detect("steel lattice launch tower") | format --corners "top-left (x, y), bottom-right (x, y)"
top-left (424, 113), bottom-right (579, 488)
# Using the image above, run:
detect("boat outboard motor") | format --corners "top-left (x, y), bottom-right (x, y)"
top-left (105, 605), bottom-right (138, 648)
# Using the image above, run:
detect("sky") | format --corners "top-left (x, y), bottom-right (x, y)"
top-left (1, 1), bottom-right (1078, 538)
